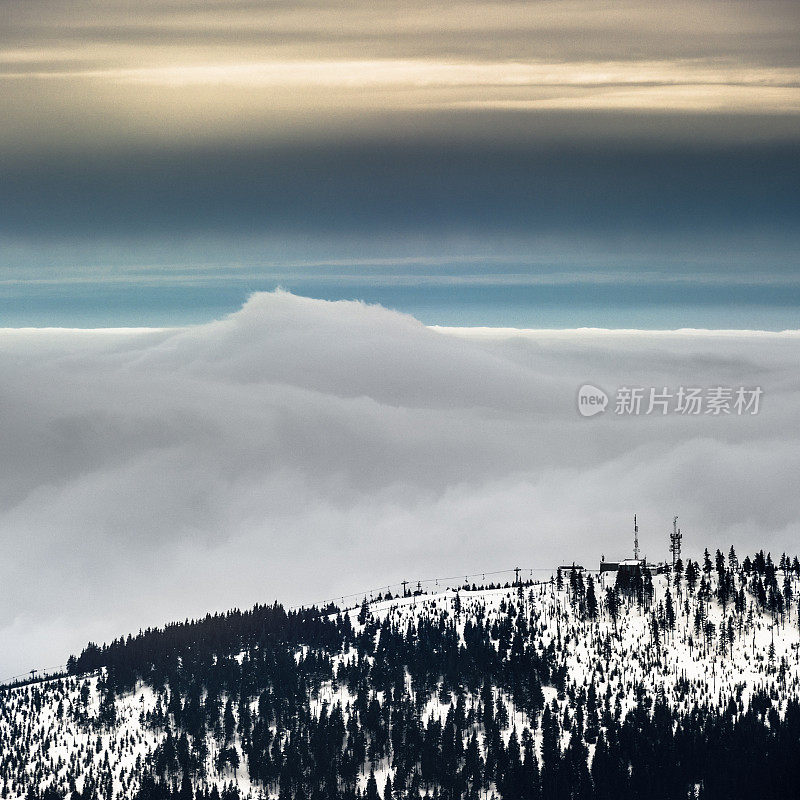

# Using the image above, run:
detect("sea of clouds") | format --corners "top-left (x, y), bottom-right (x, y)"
top-left (2, 290), bottom-right (799, 678)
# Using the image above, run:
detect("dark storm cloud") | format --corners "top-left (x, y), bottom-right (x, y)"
top-left (1, 0), bottom-right (799, 265)
top-left (2, 135), bottom-right (798, 244)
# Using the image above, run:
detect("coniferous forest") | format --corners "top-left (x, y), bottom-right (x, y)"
top-left (3, 548), bottom-right (800, 800)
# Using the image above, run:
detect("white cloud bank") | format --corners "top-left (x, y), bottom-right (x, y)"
top-left (2, 291), bottom-right (799, 678)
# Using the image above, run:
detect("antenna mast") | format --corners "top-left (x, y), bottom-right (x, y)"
top-left (670, 515), bottom-right (682, 570)
top-left (634, 514), bottom-right (639, 561)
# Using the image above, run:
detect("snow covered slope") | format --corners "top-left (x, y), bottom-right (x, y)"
top-left (3, 554), bottom-right (799, 799)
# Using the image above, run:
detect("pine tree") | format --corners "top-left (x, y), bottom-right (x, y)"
top-left (665, 589), bottom-right (675, 631)
top-left (223, 698), bottom-right (236, 745)
top-left (605, 587), bottom-right (619, 633)
top-left (365, 769), bottom-right (379, 800)
top-left (177, 773), bottom-right (193, 800)
top-left (540, 705), bottom-right (560, 799)
top-left (586, 577), bottom-right (598, 620)
top-left (520, 728), bottom-right (540, 800)
top-left (673, 558), bottom-right (684, 593)
top-left (358, 599), bottom-right (370, 625)
top-left (686, 560), bottom-right (698, 593)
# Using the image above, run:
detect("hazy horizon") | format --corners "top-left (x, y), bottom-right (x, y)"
top-left (3, 267), bottom-right (800, 330)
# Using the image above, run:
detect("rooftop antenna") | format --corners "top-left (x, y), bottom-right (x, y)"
top-left (634, 514), bottom-right (640, 561)
top-left (670, 515), bottom-right (682, 570)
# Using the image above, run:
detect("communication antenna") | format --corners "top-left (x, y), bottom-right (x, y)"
top-left (670, 516), bottom-right (683, 570)
top-left (634, 514), bottom-right (640, 561)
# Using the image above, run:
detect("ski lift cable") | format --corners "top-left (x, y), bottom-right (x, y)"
top-left (291, 566), bottom-right (556, 612)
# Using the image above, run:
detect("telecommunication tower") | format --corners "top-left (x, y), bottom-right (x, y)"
top-left (670, 516), bottom-right (682, 570)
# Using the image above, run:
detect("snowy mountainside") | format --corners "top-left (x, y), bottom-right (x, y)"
top-left (3, 552), bottom-right (800, 800)
top-left (352, 574), bottom-right (800, 718)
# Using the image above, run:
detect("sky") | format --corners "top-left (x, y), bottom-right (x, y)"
top-left (1, 0), bottom-right (799, 326)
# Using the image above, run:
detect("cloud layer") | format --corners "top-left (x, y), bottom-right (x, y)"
top-left (3, 0), bottom-right (799, 158)
top-left (2, 292), bottom-right (799, 678)
top-left (4, 0), bottom-right (799, 116)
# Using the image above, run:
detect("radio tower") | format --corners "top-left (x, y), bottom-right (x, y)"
top-left (670, 516), bottom-right (682, 570)
top-left (633, 514), bottom-right (640, 561)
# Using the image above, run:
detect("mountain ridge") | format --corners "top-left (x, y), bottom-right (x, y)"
top-left (3, 548), bottom-right (800, 800)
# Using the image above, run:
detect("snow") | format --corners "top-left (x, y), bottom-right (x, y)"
top-left (3, 566), bottom-right (799, 798)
